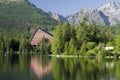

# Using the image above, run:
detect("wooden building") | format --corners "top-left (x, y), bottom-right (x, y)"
top-left (30, 29), bottom-right (53, 46)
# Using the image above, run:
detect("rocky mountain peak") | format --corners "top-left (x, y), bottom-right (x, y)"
top-left (97, 2), bottom-right (120, 25)
top-left (48, 11), bottom-right (67, 23)
top-left (98, 2), bottom-right (120, 13)
top-left (63, 2), bottom-right (120, 25)
top-left (48, 2), bottom-right (120, 26)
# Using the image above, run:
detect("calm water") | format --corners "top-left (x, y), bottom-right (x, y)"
top-left (0, 54), bottom-right (120, 80)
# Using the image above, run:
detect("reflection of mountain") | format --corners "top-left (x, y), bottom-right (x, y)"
top-left (30, 56), bottom-right (51, 78)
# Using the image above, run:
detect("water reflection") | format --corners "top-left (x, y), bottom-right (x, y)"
top-left (31, 56), bottom-right (51, 78)
top-left (51, 58), bottom-right (118, 80)
top-left (0, 54), bottom-right (52, 80)
top-left (0, 54), bottom-right (120, 80)
top-left (11, 54), bottom-right (19, 66)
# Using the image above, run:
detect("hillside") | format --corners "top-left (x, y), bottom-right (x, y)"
top-left (0, 0), bottom-right (57, 37)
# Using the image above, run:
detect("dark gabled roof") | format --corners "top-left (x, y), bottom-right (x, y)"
top-left (38, 28), bottom-right (53, 37)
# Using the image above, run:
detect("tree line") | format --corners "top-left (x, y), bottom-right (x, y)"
top-left (1, 16), bottom-right (120, 57)
top-left (51, 17), bottom-right (120, 57)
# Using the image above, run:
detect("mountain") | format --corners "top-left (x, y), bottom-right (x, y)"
top-left (48, 11), bottom-right (67, 23)
top-left (0, 0), bottom-right (57, 37)
top-left (66, 8), bottom-right (110, 25)
top-left (55, 2), bottom-right (120, 26)
top-left (98, 2), bottom-right (120, 25)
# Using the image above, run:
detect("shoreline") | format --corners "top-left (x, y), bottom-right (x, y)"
top-left (49, 55), bottom-right (95, 58)
top-left (49, 54), bottom-right (120, 59)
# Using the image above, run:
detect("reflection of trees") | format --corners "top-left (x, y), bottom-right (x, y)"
top-left (0, 54), bottom-right (32, 80)
top-left (0, 54), bottom-right (31, 71)
top-left (113, 60), bottom-right (120, 80)
top-left (51, 58), bottom-right (112, 80)
top-left (1, 55), bottom-right (120, 80)
top-left (30, 56), bottom-right (51, 78)
top-left (0, 55), bottom-right (52, 80)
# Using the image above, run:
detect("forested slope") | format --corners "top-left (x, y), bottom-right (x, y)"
top-left (0, 0), bottom-right (57, 37)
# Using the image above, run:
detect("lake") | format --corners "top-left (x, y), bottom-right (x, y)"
top-left (0, 54), bottom-right (120, 80)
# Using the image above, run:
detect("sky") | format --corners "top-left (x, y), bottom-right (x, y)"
top-left (28, 0), bottom-right (120, 16)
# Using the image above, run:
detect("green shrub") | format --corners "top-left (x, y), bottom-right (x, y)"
top-left (86, 42), bottom-right (96, 51)
top-left (100, 50), bottom-right (112, 57)
top-left (87, 48), bottom-right (98, 56)
top-left (106, 42), bottom-right (114, 46)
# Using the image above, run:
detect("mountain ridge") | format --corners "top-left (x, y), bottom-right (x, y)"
top-left (48, 11), bottom-right (67, 23)
top-left (49, 2), bottom-right (120, 26)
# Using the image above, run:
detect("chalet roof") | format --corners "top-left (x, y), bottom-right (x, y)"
top-left (30, 28), bottom-right (53, 46)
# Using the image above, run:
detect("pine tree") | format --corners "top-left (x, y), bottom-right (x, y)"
top-left (62, 22), bottom-right (71, 42)
top-left (69, 39), bottom-right (77, 55)
top-left (64, 42), bottom-right (69, 55)
top-left (80, 41), bottom-right (86, 55)
top-left (51, 21), bottom-right (64, 54)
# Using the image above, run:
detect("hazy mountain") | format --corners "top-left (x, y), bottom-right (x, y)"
top-left (48, 11), bottom-right (67, 23)
top-left (54, 2), bottom-right (120, 26)
top-left (0, 0), bottom-right (57, 36)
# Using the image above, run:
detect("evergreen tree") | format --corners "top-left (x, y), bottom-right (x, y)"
top-left (80, 41), bottom-right (86, 55)
top-left (62, 22), bottom-right (71, 42)
top-left (115, 36), bottom-right (120, 51)
top-left (64, 42), bottom-right (69, 55)
top-left (51, 21), bottom-right (64, 54)
top-left (69, 39), bottom-right (77, 55)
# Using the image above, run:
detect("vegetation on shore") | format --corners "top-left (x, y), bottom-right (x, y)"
top-left (0, 34), bottom-right (52, 55)
top-left (51, 17), bottom-right (120, 58)
top-left (1, 16), bottom-right (120, 58)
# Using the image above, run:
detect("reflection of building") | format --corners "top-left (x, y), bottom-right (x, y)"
top-left (30, 29), bottom-right (53, 46)
top-left (30, 57), bottom-right (51, 78)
